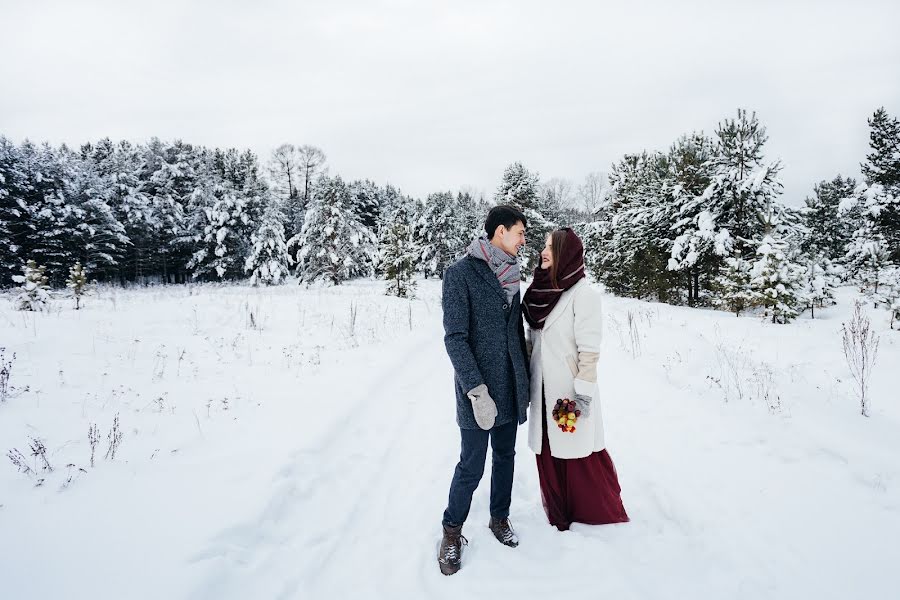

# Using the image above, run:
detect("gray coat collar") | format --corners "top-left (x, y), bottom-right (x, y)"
top-left (465, 255), bottom-right (509, 303)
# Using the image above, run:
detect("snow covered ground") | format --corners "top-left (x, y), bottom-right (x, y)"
top-left (1, 279), bottom-right (899, 599)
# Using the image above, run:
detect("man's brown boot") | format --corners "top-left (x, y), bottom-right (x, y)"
top-left (488, 517), bottom-right (519, 547)
top-left (437, 524), bottom-right (467, 575)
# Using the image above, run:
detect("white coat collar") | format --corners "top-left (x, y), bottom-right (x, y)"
top-left (541, 278), bottom-right (586, 331)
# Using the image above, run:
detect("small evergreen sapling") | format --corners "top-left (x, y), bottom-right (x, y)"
top-left (748, 235), bottom-right (804, 324)
top-left (715, 256), bottom-right (752, 316)
top-left (66, 261), bottom-right (89, 309)
top-left (802, 257), bottom-right (837, 319)
top-left (883, 267), bottom-right (900, 330)
top-left (12, 260), bottom-right (51, 311)
top-left (379, 201), bottom-right (418, 298)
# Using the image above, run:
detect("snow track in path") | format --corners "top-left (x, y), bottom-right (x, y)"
top-left (189, 324), bottom-right (457, 599)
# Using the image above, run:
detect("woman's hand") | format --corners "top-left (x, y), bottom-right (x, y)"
top-left (573, 378), bottom-right (594, 418)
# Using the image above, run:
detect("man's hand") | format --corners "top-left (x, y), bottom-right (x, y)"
top-left (467, 384), bottom-right (498, 430)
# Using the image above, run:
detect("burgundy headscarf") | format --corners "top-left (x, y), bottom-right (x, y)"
top-left (523, 228), bottom-right (586, 329)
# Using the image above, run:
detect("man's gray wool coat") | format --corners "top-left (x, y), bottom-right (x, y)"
top-left (442, 255), bottom-right (530, 430)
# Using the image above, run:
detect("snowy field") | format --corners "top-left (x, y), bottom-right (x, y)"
top-left (1, 279), bottom-right (899, 599)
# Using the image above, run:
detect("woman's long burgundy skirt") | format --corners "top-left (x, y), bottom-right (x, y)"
top-left (536, 398), bottom-right (629, 531)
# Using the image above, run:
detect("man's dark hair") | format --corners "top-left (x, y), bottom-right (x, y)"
top-left (485, 205), bottom-right (527, 239)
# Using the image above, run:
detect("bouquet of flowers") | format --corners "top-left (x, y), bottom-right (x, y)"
top-left (552, 397), bottom-right (581, 433)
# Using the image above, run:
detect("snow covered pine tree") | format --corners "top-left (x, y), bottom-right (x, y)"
top-left (379, 199), bottom-right (419, 298)
top-left (245, 201), bottom-right (291, 286)
top-left (289, 175), bottom-right (377, 285)
top-left (66, 261), bottom-right (89, 309)
top-left (13, 260), bottom-right (51, 311)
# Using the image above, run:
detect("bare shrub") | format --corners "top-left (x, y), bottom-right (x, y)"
top-left (710, 341), bottom-right (749, 403)
top-left (606, 312), bottom-right (642, 358)
top-left (752, 362), bottom-right (782, 414)
top-left (709, 339), bottom-right (783, 412)
top-left (152, 345), bottom-right (168, 380)
top-left (60, 463), bottom-right (87, 491)
top-left (176, 349), bottom-right (187, 376)
top-left (349, 301), bottom-right (358, 337)
top-left (625, 310), bottom-right (642, 357)
top-left (0, 348), bottom-right (29, 403)
top-left (29, 437), bottom-right (52, 472)
top-left (88, 423), bottom-right (100, 467)
top-left (842, 300), bottom-right (880, 417)
top-left (105, 413), bottom-right (123, 460)
top-left (7, 448), bottom-right (33, 475)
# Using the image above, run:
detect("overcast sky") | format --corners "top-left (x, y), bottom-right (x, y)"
top-left (2, 0), bottom-right (898, 204)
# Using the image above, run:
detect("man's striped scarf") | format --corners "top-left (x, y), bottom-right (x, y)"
top-left (467, 234), bottom-right (521, 303)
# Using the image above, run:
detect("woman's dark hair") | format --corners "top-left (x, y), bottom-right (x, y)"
top-left (485, 205), bottom-right (527, 239)
top-left (548, 228), bottom-right (570, 289)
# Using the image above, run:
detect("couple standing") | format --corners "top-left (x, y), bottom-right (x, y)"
top-left (438, 205), bottom-right (628, 576)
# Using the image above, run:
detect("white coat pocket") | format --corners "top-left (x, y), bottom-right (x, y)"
top-left (565, 354), bottom-right (579, 378)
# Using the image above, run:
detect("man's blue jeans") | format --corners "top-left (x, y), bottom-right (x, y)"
top-left (442, 420), bottom-right (517, 527)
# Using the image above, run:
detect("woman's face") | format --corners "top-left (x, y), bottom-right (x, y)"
top-left (540, 235), bottom-right (553, 270)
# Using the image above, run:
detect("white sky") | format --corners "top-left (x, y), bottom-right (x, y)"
top-left (2, 0), bottom-right (898, 204)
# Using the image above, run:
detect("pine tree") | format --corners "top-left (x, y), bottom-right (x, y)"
top-left (245, 199), bottom-right (291, 286)
top-left (885, 267), bottom-right (900, 329)
top-left (417, 191), bottom-right (467, 278)
top-left (714, 256), bottom-right (752, 317)
top-left (141, 138), bottom-right (199, 283)
top-left (747, 234), bottom-right (804, 323)
top-left (457, 190), bottom-right (485, 241)
top-left (801, 256), bottom-right (837, 318)
top-left (12, 260), bottom-right (51, 311)
top-left (689, 109), bottom-right (791, 314)
top-left (744, 179), bottom-right (805, 323)
top-left (93, 140), bottom-right (154, 284)
top-left (801, 175), bottom-right (859, 262)
top-left (64, 149), bottom-right (129, 279)
top-left (666, 133), bottom-right (717, 305)
top-left (599, 152), bottom-right (679, 300)
top-left (702, 109), bottom-right (784, 261)
top-left (861, 108), bottom-right (900, 262)
top-left (494, 162), bottom-right (555, 276)
top-left (14, 141), bottom-right (71, 285)
top-left (66, 261), bottom-right (89, 309)
top-left (581, 217), bottom-right (609, 285)
top-left (184, 148), bottom-right (264, 281)
top-left (0, 137), bottom-right (30, 286)
top-left (844, 224), bottom-right (891, 306)
top-left (349, 179), bottom-right (382, 231)
top-left (187, 182), bottom-right (253, 280)
top-left (379, 199), bottom-right (418, 298)
top-left (289, 175), bottom-right (376, 285)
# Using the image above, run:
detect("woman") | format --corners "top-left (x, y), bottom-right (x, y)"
top-left (522, 228), bottom-right (628, 531)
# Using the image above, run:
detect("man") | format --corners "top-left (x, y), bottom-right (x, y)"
top-left (438, 205), bottom-right (530, 576)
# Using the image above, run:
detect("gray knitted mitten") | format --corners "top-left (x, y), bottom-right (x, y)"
top-left (467, 384), bottom-right (498, 430)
